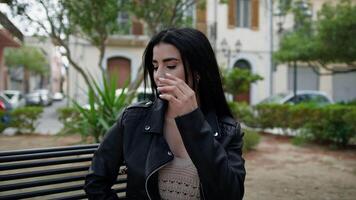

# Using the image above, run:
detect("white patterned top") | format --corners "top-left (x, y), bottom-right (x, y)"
top-left (158, 156), bottom-right (200, 200)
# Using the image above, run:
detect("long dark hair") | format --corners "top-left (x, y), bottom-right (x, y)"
top-left (143, 28), bottom-right (232, 118)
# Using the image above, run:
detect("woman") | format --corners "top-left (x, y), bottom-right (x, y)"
top-left (84, 28), bottom-right (245, 200)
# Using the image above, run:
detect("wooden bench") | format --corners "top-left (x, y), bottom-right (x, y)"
top-left (0, 144), bottom-right (127, 200)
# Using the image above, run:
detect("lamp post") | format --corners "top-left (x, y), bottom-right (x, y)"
top-left (221, 38), bottom-right (242, 68)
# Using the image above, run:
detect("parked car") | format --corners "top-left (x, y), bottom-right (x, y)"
top-left (26, 89), bottom-right (53, 106)
top-left (2, 90), bottom-right (26, 109)
top-left (53, 92), bottom-right (64, 101)
top-left (0, 94), bottom-right (12, 111)
top-left (258, 90), bottom-right (334, 105)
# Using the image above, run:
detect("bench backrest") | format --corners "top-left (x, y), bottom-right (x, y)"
top-left (0, 144), bottom-right (127, 200)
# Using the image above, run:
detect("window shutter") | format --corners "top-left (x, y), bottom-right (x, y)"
top-left (251, 0), bottom-right (259, 30)
top-left (196, 1), bottom-right (207, 35)
top-left (132, 17), bottom-right (143, 35)
top-left (228, 0), bottom-right (237, 28)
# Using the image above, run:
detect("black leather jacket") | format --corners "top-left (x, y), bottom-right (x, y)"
top-left (84, 98), bottom-right (245, 199)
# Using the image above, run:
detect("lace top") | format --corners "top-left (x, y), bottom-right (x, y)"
top-left (158, 156), bottom-right (200, 200)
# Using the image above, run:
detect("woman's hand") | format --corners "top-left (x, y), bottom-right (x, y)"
top-left (157, 73), bottom-right (198, 118)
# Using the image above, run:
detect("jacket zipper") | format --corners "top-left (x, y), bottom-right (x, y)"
top-left (200, 183), bottom-right (206, 200)
top-left (145, 160), bottom-right (171, 200)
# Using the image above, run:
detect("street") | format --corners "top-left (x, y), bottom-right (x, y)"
top-left (3, 99), bottom-right (67, 136)
top-left (35, 99), bottom-right (67, 135)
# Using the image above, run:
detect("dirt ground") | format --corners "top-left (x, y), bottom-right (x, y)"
top-left (0, 133), bottom-right (355, 200)
top-left (244, 134), bottom-right (356, 200)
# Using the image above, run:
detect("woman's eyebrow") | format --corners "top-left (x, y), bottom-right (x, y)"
top-left (152, 58), bottom-right (179, 63)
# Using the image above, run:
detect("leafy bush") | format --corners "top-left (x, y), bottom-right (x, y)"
top-left (57, 107), bottom-right (82, 135)
top-left (10, 107), bottom-right (44, 134)
top-left (252, 103), bottom-right (356, 147)
top-left (72, 75), bottom-right (128, 143)
top-left (229, 101), bottom-right (258, 127)
top-left (337, 99), bottom-right (356, 106)
top-left (243, 129), bottom-right (261, 152)
top-left (0, 110), bottom-right (9, 133)
top-left (301, 105), bottom-right (356, 147)
top-left (221, 68), bottom-right (263, 95)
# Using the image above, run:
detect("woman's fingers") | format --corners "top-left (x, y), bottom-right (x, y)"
top-left (158, 73), bottom-right (198, 116)
top-left (159, 73), bottom-right (192, 95)
top-left (158, 93), bottom-right (180, 104)
top-left (157, 85), bottom-right (184, 99)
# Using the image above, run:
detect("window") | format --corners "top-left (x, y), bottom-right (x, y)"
top-left (237, 0), bottom-right (251, 28)
top-left (228, 0), bottom-right (259, 30)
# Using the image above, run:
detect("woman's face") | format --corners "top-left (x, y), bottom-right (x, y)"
top-left (152, 43), bottom-right (193, 88)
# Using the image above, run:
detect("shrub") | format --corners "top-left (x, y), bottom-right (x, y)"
top-left (302, 105), bottom-right (356, 147)
top-left (254, 104), bottom-right (292, 129)
top-left (72, 74), bottom-right (128, 143)
top-left (229, 101), bottom-right (258, 127)
top-left (0, 110), bottom-right (9, 133)
top-left (10, 106), bottom-right (43, 134)
top-left (255, 103), bottom-right (356, 147)
top-left (57, 107), bottom-right (82, 135)
top-left (243, 129), bottom-right (261, 152)
top-left (222, 68), bottom-right (263, 95)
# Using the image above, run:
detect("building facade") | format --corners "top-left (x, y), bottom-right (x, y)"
top-left (0, 11), bottom-right (23, 91)
top-left (67, 0), bottom-right (356, 104)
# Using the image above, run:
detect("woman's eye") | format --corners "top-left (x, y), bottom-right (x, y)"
top-left (153, 66), bottom-right (158, 71)
top-left (167, 65), bottom-right (176, 69)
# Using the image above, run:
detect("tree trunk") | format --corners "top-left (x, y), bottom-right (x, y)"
top-left (97, 40), bottom-right (106, 77)
top-left (23, 67), bottom-right (30, 93)
top-left (56, 38), bottom-right (93, 91)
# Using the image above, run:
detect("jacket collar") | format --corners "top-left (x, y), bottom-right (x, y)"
top-left (143, 98), bottom-right (221, 136)
top-left (143, 98), bottom-right (167, 135)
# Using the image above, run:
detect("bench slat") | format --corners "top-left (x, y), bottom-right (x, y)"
top-left (0, 149), bottom-right (96, 163)
top-left (0, 174), bottom-right (85, 192)
top-left (0, 144), bottom-right (99, 157)
top-left (0, 165), bottom-right (89, 181)
top-left (0, 179), bottom-right (127, 200)
top-left (0, 156), bottom-right (92, 171)
top-left (52, 188), bottom-right (128, 200)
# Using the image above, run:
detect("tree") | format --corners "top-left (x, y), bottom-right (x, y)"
top-left (7, 0), bottom-right (205, 103)
top-left (7, 0), bottom-right (123, 89)
top-left (221, 68), bottom-right (263, 96)
top-left (127, 0), bottom-right (203, 36)
top-left (274, 0), bottom-right (356, 75)
top-left (311, 0), bottom-right (356, 73)
top-left (63, 0), bottom-right (122, 74)
top-left (5, 46), bottom-right (49, 92)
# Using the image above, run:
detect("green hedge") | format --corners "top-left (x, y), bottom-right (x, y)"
top-left (230, 102), bottom-right (356, 147)
top-left (9, 107), bottom-right (44, 134)
top-left (0, 110), bottom-right (8, 133)
top-left (228, 102), bottom-right (258, 127)
top-left (302, 105), bottom-right (356, 146)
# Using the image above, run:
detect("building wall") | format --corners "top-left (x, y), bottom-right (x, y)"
top-left (207, 0), bottom-right (273, 104)
top-left (67, 36), bottom-right (147, 104)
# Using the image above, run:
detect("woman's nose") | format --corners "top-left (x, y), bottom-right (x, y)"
top-left (156, 67), bottom-right (166, 79)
